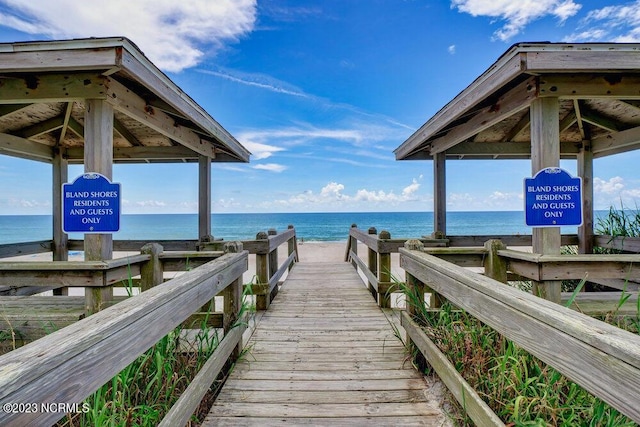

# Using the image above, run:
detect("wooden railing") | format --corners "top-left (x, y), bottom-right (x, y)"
top-left (0, 227), bottom-right (298, 351)
top-left (0, 242), bottom-right (249, 427)
top-left (400, 240), bottom-right (640, 425)
top-left (200, 226), bottom-right (299, 310)
top-left (345, 225), bottom-right (486, 307)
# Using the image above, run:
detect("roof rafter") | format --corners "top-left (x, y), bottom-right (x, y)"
top-left (429, 77), bottom-right (538, 155)
top-left (104, 77), bottom-right (216, 159)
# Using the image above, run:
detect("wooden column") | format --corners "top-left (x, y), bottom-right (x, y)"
top-left (433, 152), bottom-right (446, 237)
top-left (367, 227), bottom-right (378, 299)
top-left (198, 155), bottom-right (212, 242)
top-left (577, 141), bottom-right (594, 254)
top-left (84, 99), bottom-right (114, 313)
top-left (255, 231), bottom-right (269, 310)
top-left (378, 230), bottom-right (392, 308)
top-left (52, 147), bottom-right (69, 295)
top-left (530, 97), bottom-right (561, 303)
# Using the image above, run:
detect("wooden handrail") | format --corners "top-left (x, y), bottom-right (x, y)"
top-left (401, 247), bottom-right (640, 423)
top-left (0, 248), bottom-right (249, 426)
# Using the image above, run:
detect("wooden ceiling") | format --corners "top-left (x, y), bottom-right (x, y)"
top-left (0, 38), bottom-right (250, 164)
top-left (395, 43), bottom-right (640, 161)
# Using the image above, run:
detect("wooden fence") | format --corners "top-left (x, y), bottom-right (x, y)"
top-left (0, 242), bottom-right (249, 426)
top-left (0, 227), bottom-right (298, 350)
top-left (400, 240), bottom-right (640, 424)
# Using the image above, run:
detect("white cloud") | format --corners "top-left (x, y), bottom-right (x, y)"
top-left (567, 1), bottom-right (640, 42)
top-left (136, 200), bottom-right (167, 207)
top-left (448, 45), bottom-right (456, 54)
top-left (451, 0), bottom-right (581, 41)
top-left (594, 176), bottom-right (625, 194)
top-left (253, 163), bottom-right (287, 173)
top-left (0, 0), bottom-right (257, 72)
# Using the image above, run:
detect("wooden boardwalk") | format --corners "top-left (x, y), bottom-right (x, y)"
top-left (204, 262), bottom-right (448, 426)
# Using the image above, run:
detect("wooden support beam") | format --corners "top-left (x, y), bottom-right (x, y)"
top-left (15, 116), bottom-right (65, 138)
top-left (66, 145), bottom-right (197, 163)
top-left (429, 77), bottom-right (537, 154)
top-left (580, 107), bottom-right (622, 133)
top-left (83, 99), bottom-right (114, 313)
top-left (199, 155), bottom-right (212, 240)
top-left (504, 112), bottom-right (530, 142)
top-left (0, 103), bottom-right (31, 117)
top-left (538, 74), bottom-right (640, 99)
top-left (52, 148), bottom-right (68, 264)
top-left (104, 77), bottom-right (217, 158)
top-left (530, 97), bottom-right (561, 303)
top-left (433, 152), bottom-right (446, 236)
top-left (445, 140), bottom-right (580, 158)
top-left (58, 102), bottom-right (74, 144)
top-left (578, 141), bottom-right (594, 254)
top-left (0, 72), bottom-right (107, 103)
top-left (0, 132), bottom-right (54, 162)
top-left (114, 117), bottom-right (142, 146)
top-left (592, 124), bottom-right (640, 157)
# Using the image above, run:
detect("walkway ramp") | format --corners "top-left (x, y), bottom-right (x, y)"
top-left (204, 262), bottom-right (447, 426)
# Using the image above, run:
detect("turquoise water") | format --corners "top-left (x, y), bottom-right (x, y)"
top-left (0, 211), bottom-right (591, 244)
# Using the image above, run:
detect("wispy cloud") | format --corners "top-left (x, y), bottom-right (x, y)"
top-left (197, 67), bottom-right (310, 98)
top-left (451, 0), bottom-right (581, 41)
top-left (567, 1), bottom-right (640, 42)
top-left (253, 163), bottom-right (287, 173)
top-left (0, 0), bottom-right (257, 72)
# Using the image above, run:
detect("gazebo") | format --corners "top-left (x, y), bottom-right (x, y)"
top-left (0, 37), bottom-right (250, 263)
top-left (395, 42), bottom-right (640, 301)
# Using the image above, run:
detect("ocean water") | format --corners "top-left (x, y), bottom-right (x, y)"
top-left (0, 211), bottom-right (589, 245)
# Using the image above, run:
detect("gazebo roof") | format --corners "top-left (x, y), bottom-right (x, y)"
top-left (395, 42), bottom-right (640, 161)
top-left (0, 37), bottom-right (250, 164)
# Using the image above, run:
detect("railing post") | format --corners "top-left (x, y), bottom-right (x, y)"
top-left (483, 239), bottom-right (507, 283)
top-left (267, 228), bottom-right (279, 303)
top-left (350, 224), bottom-right (358, 269)
top-left (403, 239), bottom-right (428, 371)
top-left (367, 227), bottom-right (378, 300)
top-left (287, 224), bottom-right (298, 267)
top-left (140, 243), bottom-right (164, 291)
top-left (223, 241), bottom-right (244, 359)
top-left (378, 230), bottom-right (391, 308)
top-left (255, 231), bottom-right (270, 310)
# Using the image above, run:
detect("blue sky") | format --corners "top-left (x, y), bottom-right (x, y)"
top-left (1, 0), bottom-right (640, 214)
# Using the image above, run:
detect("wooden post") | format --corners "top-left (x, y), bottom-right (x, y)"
top-left (267, 228), bottom-right (279, 302)
top-left (434, 152), bottom-right (446, 236)
top-left (367, 227), bottom-right (378, 299)
top-left (403, 239), bottom-right (428, 371)
top-left (378, 230), bottom-right (391, 308)
top-left (350, 224), bottom-right (358, 269)
top-left (578, 141), bottom-right (594, 254)
top-left (287, 224), bottom-right (298, 267)
top-left (530, 97), bottom-right (562, 303)
top-left (255, 231), bottom-right (269, 310)
top-left (84, 99), bottom-right (114, 314)
top-left (52, 147), bottom-right (69, 295)
top-left (198, 155), bottom-right (212, 242)
top-left (223, 241), bottom-right (244, 359)
top-left (140, 243), bottom-right (163, 291)
top-left (483, 239), bottom-right (507, 283)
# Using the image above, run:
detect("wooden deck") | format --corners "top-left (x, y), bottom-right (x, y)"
top-left (204, 262), bottom-right (448, 426)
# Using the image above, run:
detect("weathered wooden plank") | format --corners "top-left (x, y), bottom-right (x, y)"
top-left (209, 402), bottom-right (441, 418)
top-left (159, 324), bottom-right (245, 427)
top-left (206, 416), bottom-right (443, 426)
top-left (205, 261), bottom-right (446, 425)
top-left (402, 312), bottom-right (504, 427)
top-left (215, 389), bottom-right (428, 404)
top-left (0, 251), bottom-right (248, 426)
top-left (400, 248), bottom-right (640, 422)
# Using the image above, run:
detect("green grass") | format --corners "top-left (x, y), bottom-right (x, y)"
top-left (56, 281), bottom-right (255, 427)
top-left (405, 296), bottom-right (637, 426)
